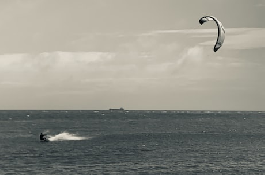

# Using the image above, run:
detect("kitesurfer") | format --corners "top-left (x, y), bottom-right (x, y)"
top-left (40, 133), bottom-right (46, 141)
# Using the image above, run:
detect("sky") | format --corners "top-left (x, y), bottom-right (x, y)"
top-left (0, 0), bottom-right (264, 110)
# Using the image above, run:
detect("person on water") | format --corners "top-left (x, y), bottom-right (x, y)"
top-left (40, 133), bottom-right (46, 141)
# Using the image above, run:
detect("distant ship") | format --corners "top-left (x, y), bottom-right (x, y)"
top-left (109, 107), bottom-right (124, 112)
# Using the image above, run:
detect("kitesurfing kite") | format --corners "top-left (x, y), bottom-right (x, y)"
top-left (199, 16), bottom-right (225, 52)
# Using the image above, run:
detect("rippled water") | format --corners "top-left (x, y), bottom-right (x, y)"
top-left (0, 110), bottom-right (265, 174)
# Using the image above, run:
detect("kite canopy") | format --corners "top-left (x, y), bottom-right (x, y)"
top-left (199, 16), bottom-right (225, 52)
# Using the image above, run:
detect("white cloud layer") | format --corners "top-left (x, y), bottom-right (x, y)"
top-left (142, 28), bottom-right (265, 50)
top-left (0, 27), bottom-right (264, 110)
top-left (199, 28), bottom-right (265, 50)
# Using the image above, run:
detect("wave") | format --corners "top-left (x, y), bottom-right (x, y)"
top-left (46, 132), bottom-right (89, 142)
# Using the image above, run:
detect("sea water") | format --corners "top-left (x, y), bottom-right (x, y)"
top-left (0, 110), bottom-right (264, 174)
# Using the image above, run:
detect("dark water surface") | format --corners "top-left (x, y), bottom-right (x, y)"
top-left (0, 110), bottom-right (265, 174)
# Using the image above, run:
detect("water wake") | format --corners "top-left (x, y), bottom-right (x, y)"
top-left (47, 132), bottom-right (88, 141)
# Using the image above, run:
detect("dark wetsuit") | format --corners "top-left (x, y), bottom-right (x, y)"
top-left (40, 133), bottom-right (46, 141)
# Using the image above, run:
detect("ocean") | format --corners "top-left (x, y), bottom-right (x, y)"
top-left (0, 110), bottom-right (264, 174)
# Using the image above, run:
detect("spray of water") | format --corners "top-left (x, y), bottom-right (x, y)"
top-left (47, 132), bottom-right (88, 141)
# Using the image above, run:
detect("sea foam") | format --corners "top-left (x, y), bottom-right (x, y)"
top-left (47, 132), bottom-right (88, 141)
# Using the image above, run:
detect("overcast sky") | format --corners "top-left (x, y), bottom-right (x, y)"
top-left (0, 0), bottom-right (264, 110)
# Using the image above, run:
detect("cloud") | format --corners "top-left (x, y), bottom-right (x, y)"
top-left (141, 28), bottom-right (265, 50)
top-left (0, 26), bottom-right (263, 110)
top-left (0, 51), bottom-right (114, 71)
top-left (140, 29), bottom-right (217, 36)
top-left (255, 3), bottom-right (265, 7)
top-left (140, 28), bottom-right (255, 36)
top-left (0, 28), bottom-right (261, 92)
top-left (0, 52), bottom-right (116, 92)
top-left (0, 43), bottom-right (205, 94)
top-left (199, 28), bottom-right (265, 50)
